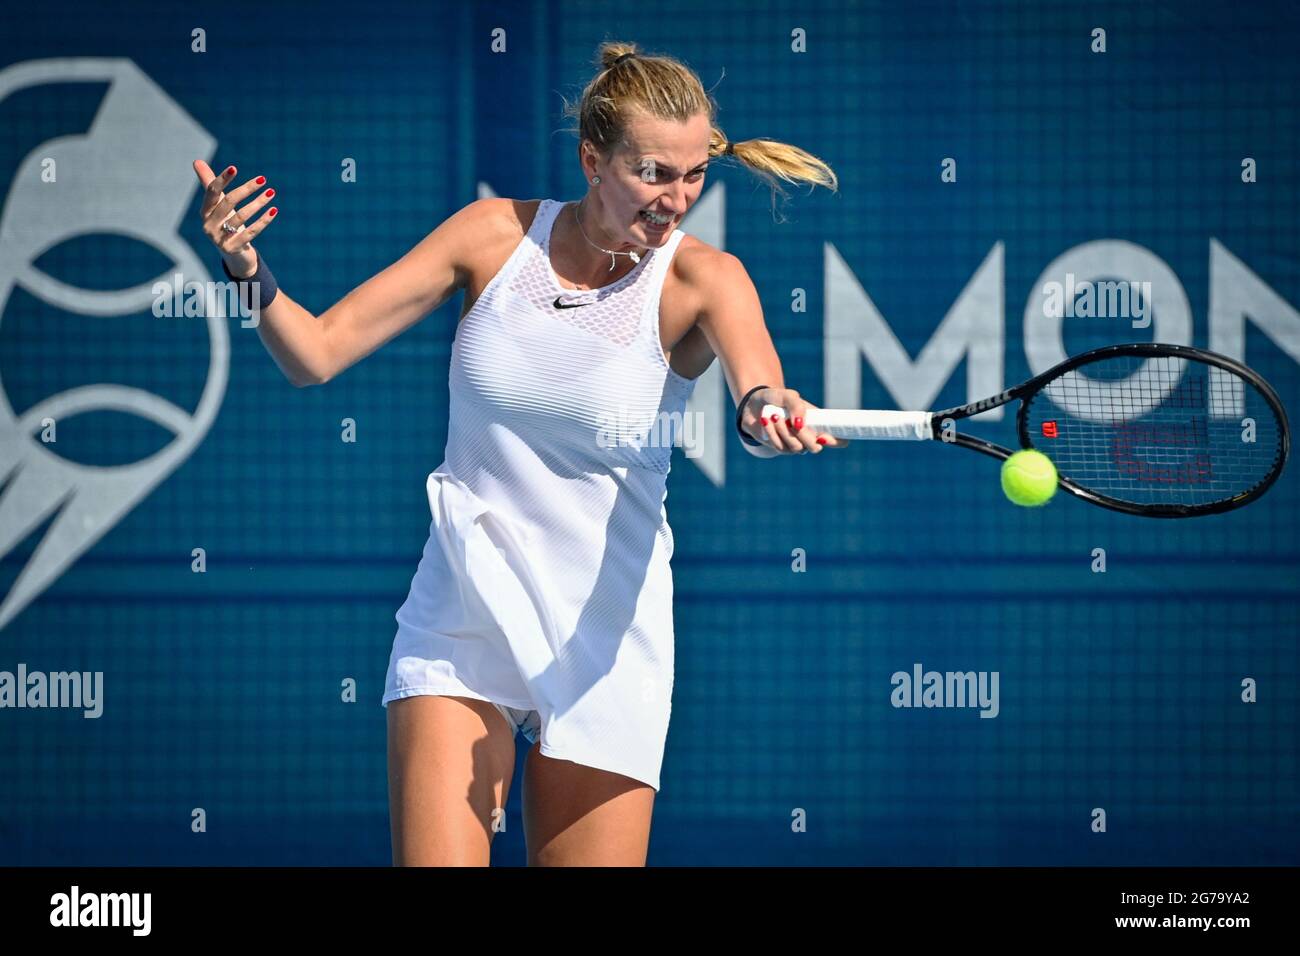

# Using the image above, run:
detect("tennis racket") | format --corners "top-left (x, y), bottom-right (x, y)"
top-left (762, 342), bottom-right (1290, 517)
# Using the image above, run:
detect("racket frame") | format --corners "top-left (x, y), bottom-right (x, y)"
top-left (927, 342), bottom-right (1290, 517)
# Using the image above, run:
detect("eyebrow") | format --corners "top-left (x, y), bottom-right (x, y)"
top-left (635, 158), bottom-right (711, 176)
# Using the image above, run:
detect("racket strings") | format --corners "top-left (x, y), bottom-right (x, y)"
top-left (1026, 355), bottom-right (1283, 506)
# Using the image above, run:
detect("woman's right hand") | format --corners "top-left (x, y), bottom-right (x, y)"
top-left (192, 160), bottom-right (278, 279)
top-left (741, 385), bottom-right (851, 454)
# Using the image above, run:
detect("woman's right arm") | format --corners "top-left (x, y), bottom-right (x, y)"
top-left (193, 160), bottom-right (496, 387)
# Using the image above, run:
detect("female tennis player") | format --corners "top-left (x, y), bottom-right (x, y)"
top-left (192, 41), bottom-right (845, 866)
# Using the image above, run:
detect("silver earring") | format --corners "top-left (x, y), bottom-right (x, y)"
top-left (591, 176), bottom-right (601, 185)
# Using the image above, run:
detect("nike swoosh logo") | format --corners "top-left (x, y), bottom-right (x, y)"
top-left (553, 296), bottom-right (594, 309)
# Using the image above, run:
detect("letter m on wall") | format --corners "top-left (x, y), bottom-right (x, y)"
top-left (823, 242), bottom-right (1005, 419)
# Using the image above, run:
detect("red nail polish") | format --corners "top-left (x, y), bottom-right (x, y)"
top-left (225, 166), bottom-right (236, 176)
top-left (269, 207), bottom-right (278, 216)
top-left (256, 176), bottom-right (266, 185)
top-left (265, 189), bottom-right (275, 198)
top-left (816, 436), bottom-right (827, 445)
top-left (760, 416), bottom-right (768, 426)
top-left (793, 417), bottom-right (803, 430)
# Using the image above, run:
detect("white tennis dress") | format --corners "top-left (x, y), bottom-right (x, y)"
top-left (382, 198), bottom-right (695, 791)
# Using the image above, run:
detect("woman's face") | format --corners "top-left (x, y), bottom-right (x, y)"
top-left (584, 110), bottom-right (713, 249)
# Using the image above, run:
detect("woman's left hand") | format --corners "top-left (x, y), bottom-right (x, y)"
top-left (741, 386), bottom-right (851, 454)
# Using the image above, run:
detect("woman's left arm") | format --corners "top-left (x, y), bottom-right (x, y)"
top-left (694, 250), bottom-right (850, 456)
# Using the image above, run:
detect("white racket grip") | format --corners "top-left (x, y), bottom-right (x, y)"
top-left (760, 404), bottom-right (933, 441)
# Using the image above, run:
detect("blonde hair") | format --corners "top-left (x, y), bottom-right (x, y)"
top-left (560, 41), bottom-right (838, 221)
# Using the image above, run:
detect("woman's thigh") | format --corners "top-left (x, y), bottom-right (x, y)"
top-left (521, 743), bottom-right (656, 866)
top-left (386, 695), bottom-right (517, 866)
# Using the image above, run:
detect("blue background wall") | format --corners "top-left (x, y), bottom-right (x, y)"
top-left (1, 0), bottom-right (1297, 864)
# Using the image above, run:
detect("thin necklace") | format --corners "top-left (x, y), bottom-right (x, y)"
top-left (573, 200), bottom-right (643, 271)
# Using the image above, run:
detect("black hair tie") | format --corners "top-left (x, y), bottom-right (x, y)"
top-left (736, 384), bottom-right (770, 447)
top-left (613, 52), bottom-right (636, 67)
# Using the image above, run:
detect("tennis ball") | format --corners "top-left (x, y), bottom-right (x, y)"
top-left (1001, 449), bottom-right (1058, 507)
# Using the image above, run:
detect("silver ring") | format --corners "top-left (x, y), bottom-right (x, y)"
top-left (221, 219), bottom-right (241, 236)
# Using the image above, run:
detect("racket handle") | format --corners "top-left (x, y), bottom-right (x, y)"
top-left (760, 404), bottom-right (933, 441)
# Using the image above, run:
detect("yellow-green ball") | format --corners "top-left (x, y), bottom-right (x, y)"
top-left (1001, 449), bottom-right (1058, 507)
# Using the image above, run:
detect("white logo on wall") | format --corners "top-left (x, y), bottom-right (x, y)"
top-left (0, 58), bottom-right (229, 631)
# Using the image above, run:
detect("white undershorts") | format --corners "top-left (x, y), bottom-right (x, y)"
top-left (382, 636), bottom-right (542, 746)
